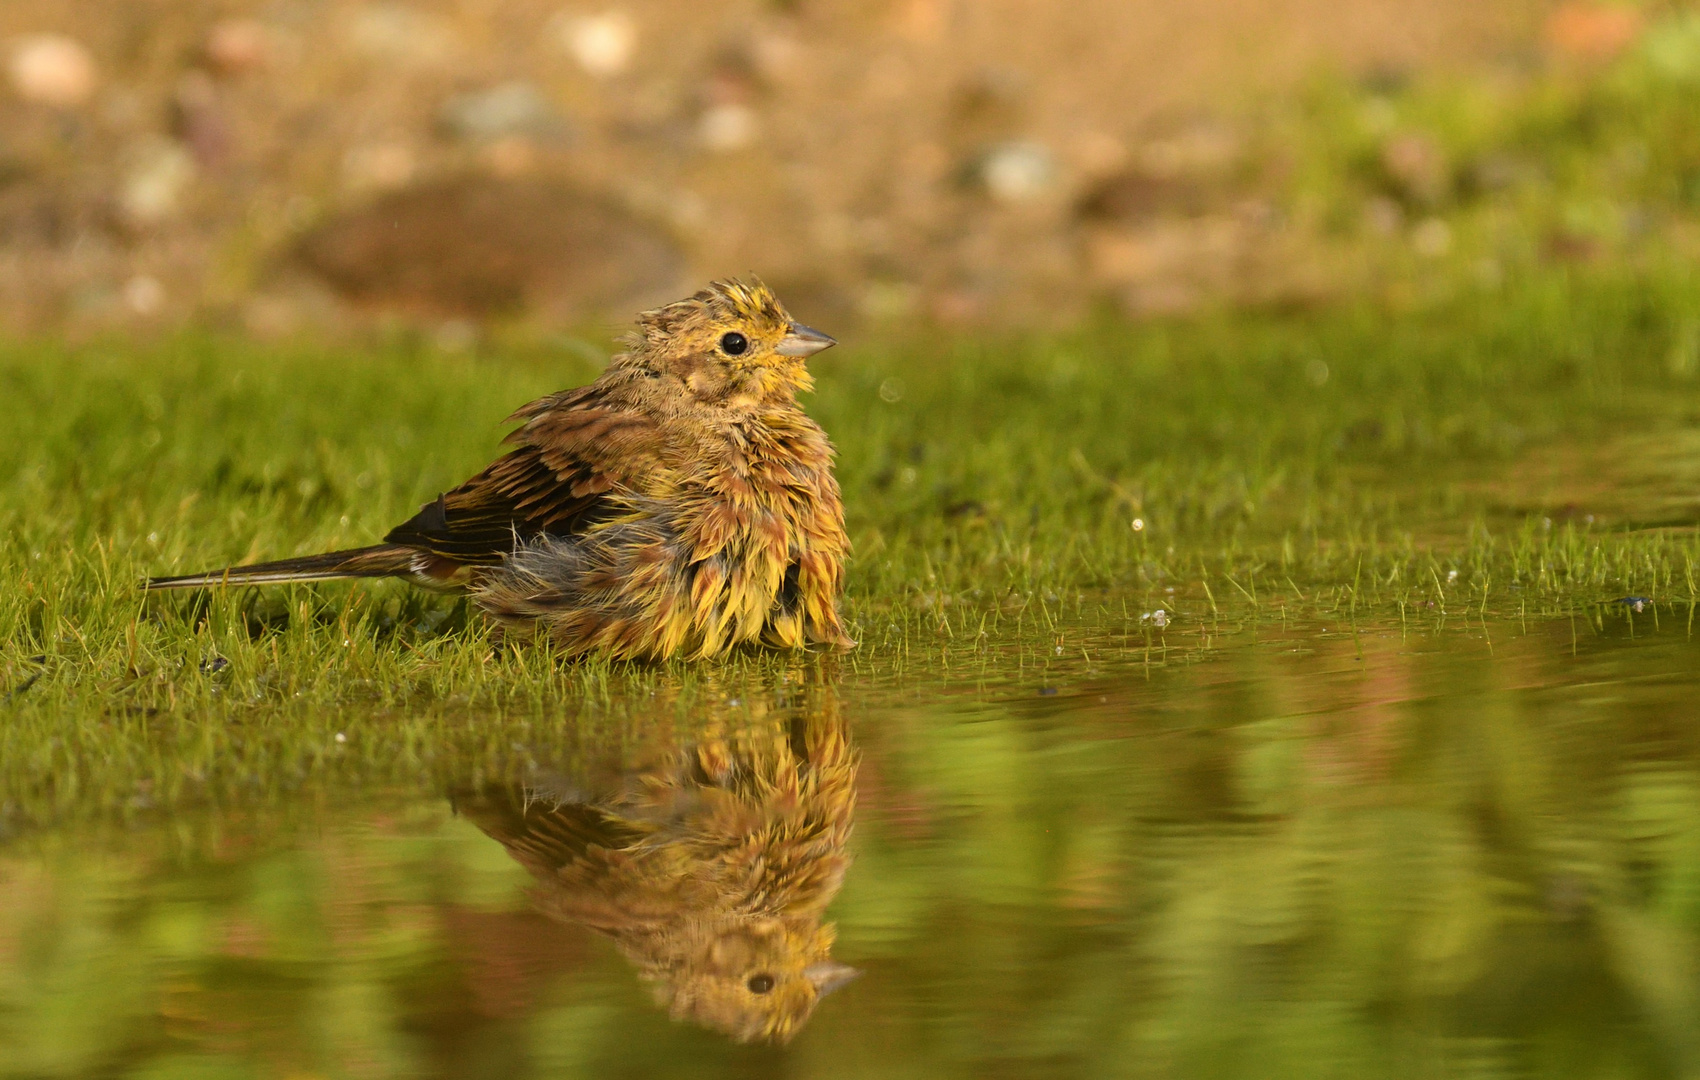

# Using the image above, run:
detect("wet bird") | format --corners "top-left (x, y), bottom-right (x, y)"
top-left (145, 280), bottom-right (852, 660)
top-left (454, 710), bottom-right (860, 1043)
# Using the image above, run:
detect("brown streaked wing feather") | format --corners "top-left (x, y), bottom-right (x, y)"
top-left (454, 784), bottom-right (648, 874)
top-left (384, 389), bottom-right (660, 566)
top-left (383, 445), bottom-right (613, 564)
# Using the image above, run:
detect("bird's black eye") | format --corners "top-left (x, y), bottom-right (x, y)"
top-left (720, 332), bottom-right (749, 356)
top-left (747, 974), bottom-right (775, 995)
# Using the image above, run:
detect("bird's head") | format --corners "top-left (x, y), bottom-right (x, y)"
top-left (654, 916), bottom-right (860, 1044)
top-left (627, 278), bottom-right (837, 407)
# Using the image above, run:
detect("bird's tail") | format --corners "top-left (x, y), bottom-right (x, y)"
top-left (143, 543), bottom-right (416, 591)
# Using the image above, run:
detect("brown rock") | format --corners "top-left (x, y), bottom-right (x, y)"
top-left (295, 175), bottom-right (684, 320)
top-left (1077, 170), bottom-right (1220, 222)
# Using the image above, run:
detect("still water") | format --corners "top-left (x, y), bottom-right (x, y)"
top-left (4, 605), bottom-right (1700, 1079)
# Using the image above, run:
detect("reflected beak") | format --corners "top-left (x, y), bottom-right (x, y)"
top-left (775, 323), bottom-right (837, 358)
top-left (804, 961), bottom-right (862, 997)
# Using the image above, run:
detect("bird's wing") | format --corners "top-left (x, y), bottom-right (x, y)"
top-left (384, 386), bottom-right (662, 566)
top-left (454, 783), bottom-right (649, 875)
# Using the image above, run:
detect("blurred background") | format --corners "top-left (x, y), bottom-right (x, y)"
top-left (9, 0), bottom-right (1690, 341)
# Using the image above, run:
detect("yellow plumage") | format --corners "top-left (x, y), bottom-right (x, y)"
top-left (147, 279), bottom-right (852, 661)
top-left (455, 694), bottom-right (859, 1043)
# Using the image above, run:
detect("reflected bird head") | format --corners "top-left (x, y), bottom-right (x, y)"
top-left (657, 917), bottom-right (861, 1044)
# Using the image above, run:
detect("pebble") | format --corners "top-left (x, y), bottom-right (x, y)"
top-left (205, 20), bottom-right (270, 75)
top-left (1381, 133), bottom-right (1448, 203)
top-left (439, 82), bottom-right (562, 142)
top-left (341, 142), bottom-right (416, 192)
top-left (120, 139), bottom-right (196, 223)
top-left (346, 4), bottom-right (454, 66)
top-left (980, 141), bottom-right (1057, 203)
top-left (122, 275), bottom-right (165, 316)
top-left (558, 10), bottom-right (636, 77)
top-left (699, 103), bottom-right (758, 151)
top-left (9, 33), bottom-right (97, 108)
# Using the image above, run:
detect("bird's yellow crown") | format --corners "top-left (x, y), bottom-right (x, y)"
top-left (631, 277), bottom-right (791, 353)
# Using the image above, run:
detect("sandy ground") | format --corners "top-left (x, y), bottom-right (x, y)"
top-left (0, 0), bottom-right (1556, 333)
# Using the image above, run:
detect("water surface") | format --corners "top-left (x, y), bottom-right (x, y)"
top-left (5, 603), bottom-right (1698, 1079)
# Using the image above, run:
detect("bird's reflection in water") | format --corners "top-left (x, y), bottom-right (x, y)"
top-left (454, 685), bottom-right (859, 1044)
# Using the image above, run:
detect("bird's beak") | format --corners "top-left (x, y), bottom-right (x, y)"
top-left (804, 960), bottom-right (862, 997)
top-left (775, 323), bottom-right (837, 357)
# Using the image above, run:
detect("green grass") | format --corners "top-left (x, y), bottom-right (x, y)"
top-left (6, 267), bottom-right (1700, 825)
top-left (1257, 9), bottom-right (1700, 304)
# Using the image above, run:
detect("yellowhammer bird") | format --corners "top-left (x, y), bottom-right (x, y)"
top-left (454, 708), bottom-right (860, 1043)
top-left (145, 279), bottom-right (852, 660)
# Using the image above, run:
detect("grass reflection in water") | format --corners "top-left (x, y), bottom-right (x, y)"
top-left (4, 606), bottom-right (1699, 1078)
